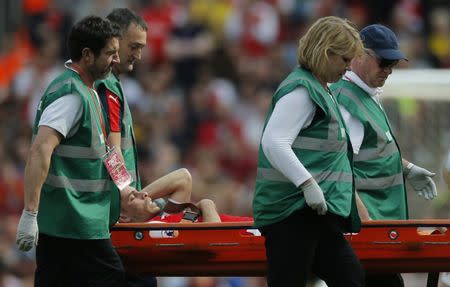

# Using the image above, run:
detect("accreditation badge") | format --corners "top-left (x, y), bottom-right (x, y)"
top-left (103, 146), bottom-right (132, 190)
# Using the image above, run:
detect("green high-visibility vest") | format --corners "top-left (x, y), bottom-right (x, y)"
top-left (331, 79), bottom-right (408, 220)
top-left (35, 67), bottom-right (117, 239)
top-left (253, 67), bottom-right (360, 232)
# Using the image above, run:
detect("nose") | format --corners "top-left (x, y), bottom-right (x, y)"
top-left (132, 49), bottom-right (142, 61)
top-left (384, 66), bottom-right (393, 74)
top-left (379, 66), bottom-right (393, 76)
top-left (138, 191), bottom-right (148, 199)
top-left (135, 49), bottom-right (142, 61)
top-left (113, 52), bottom-right (120, 64)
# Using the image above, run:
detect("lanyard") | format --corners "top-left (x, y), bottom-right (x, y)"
top-left (69, 63), bottom-right (109, 147)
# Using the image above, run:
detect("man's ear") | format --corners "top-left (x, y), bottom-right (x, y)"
top-left (81, 48), bottom-right (94, 65)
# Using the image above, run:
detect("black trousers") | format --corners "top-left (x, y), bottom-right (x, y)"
top-left (260, 208), bottom-right (365, 287)
top-left (35, 233), bottom-right (125, 287)
top-left (366, 273), bottom-right (404, 287)
top-left (125, 273), bottom-right (157, 287)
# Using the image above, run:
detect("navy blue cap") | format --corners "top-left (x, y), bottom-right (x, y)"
top-left (360, 24), bottom-right (408, 61)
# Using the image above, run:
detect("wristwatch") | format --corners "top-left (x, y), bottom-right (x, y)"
top-left (181, 211), bottom-right (199, 223)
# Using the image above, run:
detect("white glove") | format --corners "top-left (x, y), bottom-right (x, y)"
top-left (16, 209), bottom-right (38, 251)
top-left (404, 163), bottom-right (437, 200)
top-left (301, 179), bottom-right (328, 215)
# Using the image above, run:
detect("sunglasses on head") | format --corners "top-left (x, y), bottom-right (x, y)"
top-left (365, 50), bottom-right (399, 69)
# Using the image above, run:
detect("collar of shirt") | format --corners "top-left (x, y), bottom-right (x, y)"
top-left (64, 59), bottom-right (73, 70)
top-left (64, 60), bottom-right (101, 105)
top-left (343, 71), bottom-right (383, 99)
top-left (64, 59), bottom-right (97, 89)
top-left (65, 59), bottom-right (82, 79)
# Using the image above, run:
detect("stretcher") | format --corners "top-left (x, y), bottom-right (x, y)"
top-left (111, 220), bottom-right (450, 287)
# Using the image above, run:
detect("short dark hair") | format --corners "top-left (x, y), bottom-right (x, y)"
top-left (68, 15), bottom-right (121, 61)
top-left (106, 8), bottom-right (148, 33)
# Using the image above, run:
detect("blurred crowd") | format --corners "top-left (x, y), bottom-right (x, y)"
top-left (0, 0), bottom-right (450, 286)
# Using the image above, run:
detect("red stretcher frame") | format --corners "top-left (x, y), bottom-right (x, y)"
top-left (111, 220), bottom-right (450, 285)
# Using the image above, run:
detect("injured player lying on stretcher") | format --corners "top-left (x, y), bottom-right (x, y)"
top-left (118, 168), bottom-right (252, 223)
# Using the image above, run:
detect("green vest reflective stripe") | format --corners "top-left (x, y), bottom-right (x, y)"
top-left (45, 174), bottom-right (111, 192)
top-left (253, 67), bottom-right (360, 232)
top-left (54, 142), bottom-right (105, 158)
top-left (292, 136), bottom-right (348, 152)
top-left (355, 174), bottom-right (404, 190)
top-left (353, 144), bottom-right (399, 161)
top-left (35, 67), bottom-right (117, 239)
top-left (257, 167), bottom-right (353, 183)
top-left (331, 79), bottom-right (408, 220)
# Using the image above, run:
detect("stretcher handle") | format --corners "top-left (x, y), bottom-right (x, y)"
top-left (362, 219), bottom-right (450, 228)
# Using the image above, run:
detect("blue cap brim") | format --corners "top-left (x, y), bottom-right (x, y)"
top-left (373, 48), bottom-right (408, 61)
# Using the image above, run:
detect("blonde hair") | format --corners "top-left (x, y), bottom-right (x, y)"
top-left (298, 16), bottom-right (364, 80)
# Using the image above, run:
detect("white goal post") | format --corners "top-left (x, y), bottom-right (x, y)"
top-left (383, 69), bottom-right (450, 101)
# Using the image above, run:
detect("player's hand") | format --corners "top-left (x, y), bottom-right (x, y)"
top-left (145, 198), bottom-right (162, 214)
